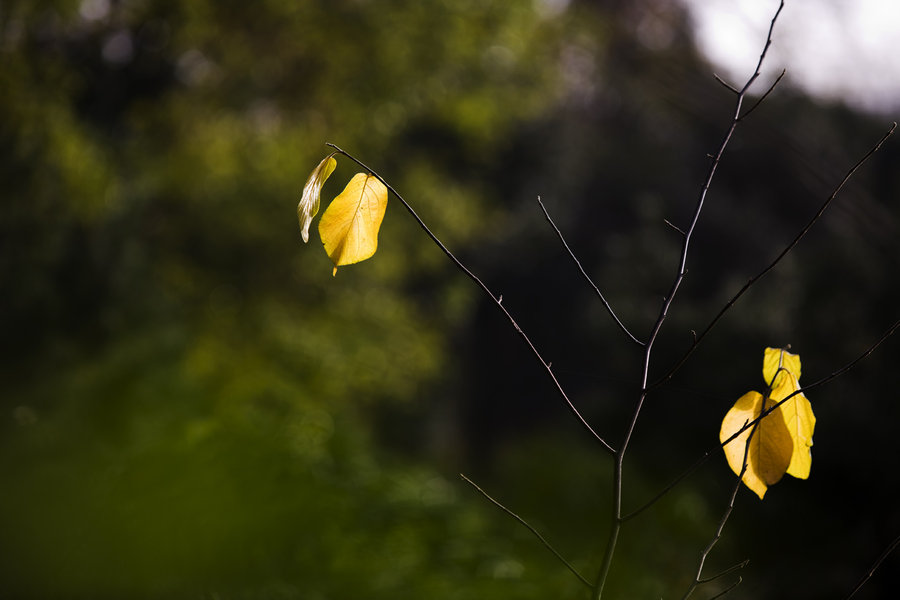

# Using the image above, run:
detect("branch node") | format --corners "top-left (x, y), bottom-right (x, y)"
top-left (740, 68), bottom-right (787, 121)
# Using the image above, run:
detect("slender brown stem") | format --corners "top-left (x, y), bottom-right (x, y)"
top-left (591, 4), bottom-right (786, 598)
top-left (681, 421), bottom-right (753, 600)
top-left (845, 532), bottom-right (900, 599)
top-left (536, 196), bottom-right (644, 347)
top-left (460, 473), bottom-right (591, 588)
top-left (713, 74), bottom-right (740, 95)
top-left (651, 121), bottom-right (896, 390)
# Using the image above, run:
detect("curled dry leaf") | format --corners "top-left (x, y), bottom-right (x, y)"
top-left (298, 154), bottom-right (337, 243)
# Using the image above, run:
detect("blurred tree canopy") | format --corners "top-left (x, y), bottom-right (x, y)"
top-left (1, 0), bottom-right (898, 598)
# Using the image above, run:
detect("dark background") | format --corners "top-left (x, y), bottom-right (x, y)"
top-left (1, 0), bottom-right (898, 598)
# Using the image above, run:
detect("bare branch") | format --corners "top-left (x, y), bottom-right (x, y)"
top-left (738, 1), bottom-right (785, 96)
top-left (460, 473), bottom-right (591, 589)
top-left (845, 532), bottom-right (900, 599)
top-left (800, 317), bottom-right (900, 392)
top-left (536, 196), bottom-right (644, 346)
top-left (664, 219), bottom-right (686, 236)
top-left (652, 121), bottom-right (897, 390)
top-left (593, 4), bottom-right (788, 598)
top-left (326, 144), bottom-right (616, 455)
top-left (681, 421), bottom-right (753, 600)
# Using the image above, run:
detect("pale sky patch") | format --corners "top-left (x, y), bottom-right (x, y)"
top-left (679, 0), bottom-right (900, 115)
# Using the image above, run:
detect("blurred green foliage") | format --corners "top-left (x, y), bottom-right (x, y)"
top-left (0, 1), bottom-right (599, 597)
top-left (2, 0), bottom-right (899, 599)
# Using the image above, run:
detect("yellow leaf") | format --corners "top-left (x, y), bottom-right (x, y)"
top-left (762, 347), bottom-right (801, 388)
top-left (298, 154), bottom-right (337, 243)
top-left (721, 348), bottom-right (817, 499)
top-left (771, 371), bottom-right (815, 479)
top-left (720, 391), bottom-right (794, 499)
top-left (318, 173), bottom-right (388, 275)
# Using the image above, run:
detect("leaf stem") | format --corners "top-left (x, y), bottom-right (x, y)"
top-left (681, 420), bottom-right (753, 600)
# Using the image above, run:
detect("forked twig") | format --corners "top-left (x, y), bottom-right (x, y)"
top-left (740, 69), bottom-right (786, 120)
top-left (593, 3), bottom-right (786, 598)
top-left (699, 559), bottom-right (749, 585)
top-left (651, 121), bottom-right (897, 390)
top-left (460, 473), bottom-right (591, 588)
top-left (325, 144), bottom-right (615, 455)
top-left (680, 420), bottom-right (753, 600)
top-left (536, 196), bottom-right (644, 346)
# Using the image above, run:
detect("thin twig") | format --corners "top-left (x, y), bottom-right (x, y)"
top-left (592, 4), bottom-right (786, 598)
top-left (459, 473), bottom-right (591, 588)
top-left (536, 196), bottom-right (644, 346)
top-left (681, 420), bottom-right (753, 600)
top-left (845, 532), bottom-right (900, 599)
top-left (622, 447), bottom-right (710, 522)
top-left (625, 316), bottom-right (900, 520)
top-left (664, 219), bottom-right (686, 236)
top-left (651, 121), bottom-right (896, 390)
top-left (325, 144), bottom-right (614, 455)
top-left (713, 74), bottom-right (739, 95)
top-left (799, 317), bottom-right (900, 392)
top-left (737, 1), bottom-right (784, 97)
